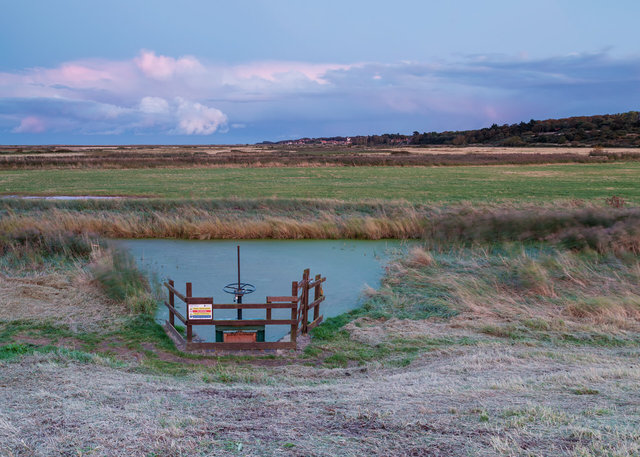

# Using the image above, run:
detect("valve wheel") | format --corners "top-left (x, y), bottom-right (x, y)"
top-left (223, 282), bottom-right (256, 296)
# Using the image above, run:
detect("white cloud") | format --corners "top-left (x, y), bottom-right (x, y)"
top-left (139, 96), bottom-right (170, 114)
top-left (175, 98), bottom-right (228, 135)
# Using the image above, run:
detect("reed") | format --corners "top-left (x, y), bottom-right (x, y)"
top-left (379, 243), bottom-right (640, 333)
top-left (0, 229), bottom-right (93, 272)
top-left (2, 200), bottom-right (639, 254)
top-left (90, 247), bottom-right (158, 315)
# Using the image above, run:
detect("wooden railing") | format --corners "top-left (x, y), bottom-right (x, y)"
top-left (163, 268), bottom-right (325, 351)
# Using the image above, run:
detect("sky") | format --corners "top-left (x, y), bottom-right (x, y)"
top-left (1, 0), bottom-right (639, 144)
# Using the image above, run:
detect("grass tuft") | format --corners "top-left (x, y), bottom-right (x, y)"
top-left (91, 248), bottom-right (159, 314)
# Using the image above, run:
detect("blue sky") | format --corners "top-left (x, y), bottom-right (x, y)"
top-left (1, 0), bottom-right (639, 144)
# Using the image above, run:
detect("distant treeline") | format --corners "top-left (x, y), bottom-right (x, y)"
top-left (273, 111), bottom-right (640, 147)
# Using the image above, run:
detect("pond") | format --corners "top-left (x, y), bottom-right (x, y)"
top-left (119, 239), bottom-right (409, 342)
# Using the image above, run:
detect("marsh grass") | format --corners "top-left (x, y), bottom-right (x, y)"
top-left (304, 241), bottom-right (640, 367)
top-left (2, 199), bottom-right (640, 247)
top-left (0, 229), bottom-right (93, 272)
top-left (385, 244), bottom-right (640, 337)
top-left (2, 145), bottom-right (639, 169)
top-left (91, 248), bottom-right (160, 315)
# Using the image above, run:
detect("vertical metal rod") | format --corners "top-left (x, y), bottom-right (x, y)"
top-left (237, 245), bottom-right (241, 288)
top-left (237, 245), bottom-right (242, 320)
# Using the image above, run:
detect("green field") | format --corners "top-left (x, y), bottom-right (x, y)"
top-left (2, 162), bottom-right (639, 202)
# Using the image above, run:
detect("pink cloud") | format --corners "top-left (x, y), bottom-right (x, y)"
top-left (12, 116), bottom-right (46, 133)
top-left (232, 61), bottom-right (352, 84)
top-left (134, 50), bottom-right (202, 80)
top-left (52, 64), bottom-right (113, 85)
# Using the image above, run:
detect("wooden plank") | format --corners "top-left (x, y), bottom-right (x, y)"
top-left (164, 282), bottom-right (186, 302)
top-left (186, 297), bottom-right (213, 305)
top-left (168, 279), bottom-right (175, 328)
top-left (267, 296), bottom-right (298, 303)
top-left (307, 296), bottom-right (325, 309)
top-left (290, 280), bottom-right (298, 346)
top-left (313, 273), bottom-right (321, 322)
top-left (307, 315), bottom-right (324, 331)
top-left (308, 277), bottom-right (326, 288)
top-left (186, 283), bottom-right (192, 343)
top-left (211, 319), bottom-right (295, 326)
top-left (164, 301), bottom-right (187, 324)
top-left (266, 308), bottom-right (272, 320)
top-left (301, 269), bottom-right (310, 335)
top-left (164, 320), bottom-right (186, 344)
top-left (212, 303), bottom-right (295, 310)
top-left (186, 341), bottom-right (296, 351)
top-left (185, 320), bottom-right (214, 325)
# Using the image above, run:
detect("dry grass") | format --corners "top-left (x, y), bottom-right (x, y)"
top-left (0, 202), bottom-right (428, 240)
top-left (2, 200), bottom-right (640, 245)
top-left (1, 144), bottom-right (639, 169)
top-left (0, 270), bottom-right (124, 329)
top-left (379, 245), bottom-right (640, 337)
top-left (1, 343), bottom-right (638, 456)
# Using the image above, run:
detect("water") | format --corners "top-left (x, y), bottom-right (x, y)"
top-left (119, 239), bottom-right (409, 342)
top-left (1, 195), bottom-right (123, 200)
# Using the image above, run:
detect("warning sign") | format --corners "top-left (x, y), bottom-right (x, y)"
top-left (188, 304), bottom-right (213, 320)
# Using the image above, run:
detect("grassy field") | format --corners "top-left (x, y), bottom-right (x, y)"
top-left (1, 161), bottom-right (640, 202)
top-left (1, 155), bottom-right (640, 455)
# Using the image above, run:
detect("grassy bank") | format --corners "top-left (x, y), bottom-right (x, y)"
top-left (304, 242), bottom-right (640, 368)
top-left (1, 161), bottom-right (640, 202)
top-left (2, 199), bottom-right (639, 247)
top-left (1, 233), bottom-right (639, 455)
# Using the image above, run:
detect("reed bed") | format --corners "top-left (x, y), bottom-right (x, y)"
top-left (381, 244), bottom-right (640, 332)
top-left (2, 199), bottom-right (639, 251)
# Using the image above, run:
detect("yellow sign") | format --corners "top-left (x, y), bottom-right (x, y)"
top-left (188, 304), bottom-right (213, 320)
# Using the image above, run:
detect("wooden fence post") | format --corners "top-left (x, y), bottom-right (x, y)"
top-left (168, 279), bottom-right (175, 328)
top-left (290, 281), bottom-right (298, 346)
top-left (301, 269), bottom-right (310, 334)
top-left (186, 282), bottom-right (192, 343)
top-left (313, 273), bottom-right (321, 323)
